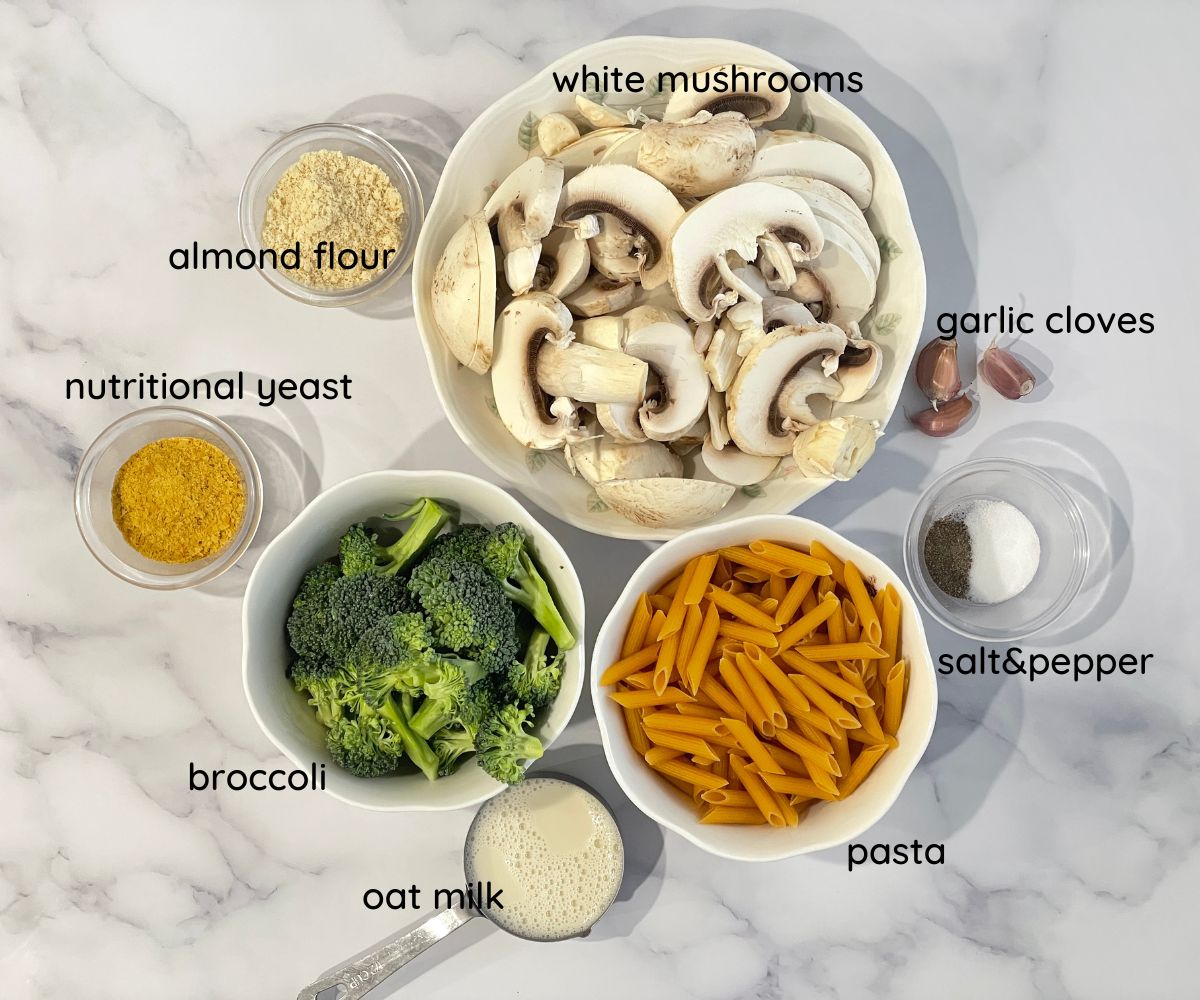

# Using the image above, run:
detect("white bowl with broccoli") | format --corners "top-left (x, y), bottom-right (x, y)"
top-left (242, 469), bottom-right (585, 811)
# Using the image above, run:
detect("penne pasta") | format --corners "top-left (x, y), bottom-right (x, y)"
top-left (685, 600), bottom-right (722, 693)
top-left (830, 724), bottom-right (852, 777)
top-left (880, 585), bottom-right (902, 671)
top-left (698, 674), bottom-right (749, 723)
top-left (676, 604), bottom-right (704, 683)
top-left (722, 716), bottom-right (786, 775)
top-left (683, 552), bottom-right (720, 605)
top-left (653, 629), bottom-right (680, 695)
top-left (649, 756), bottom-right (729, 791)
top-left (774, 571), bottom-right (816, 626)
top-left (700, 806), bottom-right (767, 825)
top-left (797, 642), bottom-right (886, 662)
top-left (719, 545), bottom-right (800, 578)
top-left (644, 746), bottom-right (683, 766)
top-left (648, 593), bottom-right (672, 613)
top-left (700, 788), bottom-right (757, 807)
top-left (839, 743), bottom-right (888, 797)
top-left (645, 727), bottom-right (719, 761)
top-left (600, 642), bottom-right (661, 686)
top-left (718, 656), bottom-right (771, 737)
top-left (610, 686), bottom-right (693, 708)
top-left (621, 594), bottom-right (654, 659)
top-left (779, 649), bottom-right (876, 707)
top-left (623, 669), bottom-right (654, 690)
top-left (717, 620), bottom-right (779, 648)
top-left (840, 598), bottom-right (860, 642)
top-left (676, 702), bottom-right (726, 720)
top-left (659, 556), bottom-right (700, 640)
top-left (740, 643), bottom-right (811, 716)
top-left (733, 567), bottom-right (771, 584)
top-left (791, 674), bottom-right (862, 730)
top-left (774, 728), bottom-right (841, 776)
top-left (808, 540), bottom-right (846, 589)
top-left (837, 665), bottom-right (887, 742)
top-left (707, 585), bottom-right (782, 632)
top-left (623, 705), bottom-right (651, 755)
top-left (766, 572), bottom-right (788, 604)
top-left (712, 556), bottom-right (732, 585)
top-left (748, 539), bottom-right (834, 577)
top-left (644, 712), bottom-right (731, 740)
top-left (734, 650), bottom-right (788, 735)
top-left (776, 592), bottom-right (841, 650)
top-left (758, 771), bottom-right (840, 801)
top-left (730, 755), bottom-right (786, 827)
top-left (843, 561), bottom-right (882, 646)
top-left (883, 660), bottom-right (906, 737)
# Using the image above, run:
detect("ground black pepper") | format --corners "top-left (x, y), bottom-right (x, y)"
top-left (924, 514), bottom-right (972, 599)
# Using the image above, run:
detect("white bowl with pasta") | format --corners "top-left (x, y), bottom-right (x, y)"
top-left (590, 513), bottom-right (936, 861)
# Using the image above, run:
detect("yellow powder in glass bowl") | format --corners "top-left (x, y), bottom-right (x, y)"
top-left (261, 149), bottom-right (407, 290)
top-left (111, 437), bottom-right (246, 564)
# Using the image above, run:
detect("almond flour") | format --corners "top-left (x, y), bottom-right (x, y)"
top-left (261, 149), bottom-right (406, 290)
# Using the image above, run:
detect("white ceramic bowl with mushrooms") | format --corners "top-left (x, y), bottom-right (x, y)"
top-left (413, 36), bottom-right (926, 540)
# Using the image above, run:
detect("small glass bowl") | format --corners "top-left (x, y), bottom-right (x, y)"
top-left (904, 458), bottom-right (1088, 641)
top-left (238, 123), bottom-right (425, 307)
top-left (75, 406), bottom-right (263, 590)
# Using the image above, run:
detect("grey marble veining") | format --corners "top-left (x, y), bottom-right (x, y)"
top-left (1, 1), bottom-right (1196, 998)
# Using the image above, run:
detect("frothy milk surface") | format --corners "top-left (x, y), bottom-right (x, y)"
top-left (465, 778), bottom-right (624, 941)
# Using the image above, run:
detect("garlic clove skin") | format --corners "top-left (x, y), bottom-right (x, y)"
top-left (915, 335), bottom-right (961, 409)
top-left (909, 393), bottom-right (973, 437)
top-left (980, 341), bottom-right (1036, 399)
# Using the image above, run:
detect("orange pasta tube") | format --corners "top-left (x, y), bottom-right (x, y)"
top-left (880, 585), bottom-right (902, 670)
top-left (733, 568), bottom-right (770, 584)
top-left (600, 642), bottom-right (661, 686)
top-left (776, 593), bottom-right (841, 650)
top-left (718, 657), bottom-right (771, 736)
top-left (839, 744), bottom-right (888, 796)
top-left (740, 644), bottom-right (811, 715)
top-left (758, 771), bottom-right (840, 801)
top-left (779, 650), bottom-right (875, 707)
top-left (774, 728), bottom-right (840, 776)
top-left (649, 756), bottom-right (728, 791)
top-left (712, 557), bottom-right (732, 585)
top-left (621, 594), bottom-right (653, 658)
top-left (707, 585), bottom-right (782, 632)
top-left (748, 540), bottom-right (833, 577)
top-left (659, 557), bottom-right (699, 640)
top-left (653, 629), bottom-right (680, 695)
top-left (767, 573), bottom-right (788, 603)
top-left (774, 571), bottom-right (816, 626)
top-left (734, 651), bottom-right (788, 735)
top-left (883, 660), bottom-right (906, 737)
top-left (698, 675), bottom-right (749, 723)
top-left (700, 788), bottom-right (757, 807)
top-left (610, 687), bottom-right (693, 708)
top-left (645, 727), bottom-right (718, 761)
top-left (644, 746), bottom-right (683, 767)
top-left (700, 806), bottom-right (767, 825)
top-left (682, 552), bottom-right (720, 605)
top-left (658, 570), bottom-right (684, 598)
top-left (798, 642), bottom-right (885, 662)
top-left (644, 712), bottom-right (731, 740)
top-left (837, 666), bottom-right (887, 742)
top-left (675, 702), bottom-right (725, 720)
top-left (764, 743), bottom-right (815, 776)
top-left (827, 597), bottom-right (847, 644)
top-left (719, 546), bottom-right (799, 578)
top-left (841, 598), bottom-right (861, 642)
top-left (622, 670), bottom-right (654, 690)
top-left (684, 601), bottom-right (721, 693)
top-left (648, 594), bottom-right (672, 613)
top-left (721, 717), bottom-right (785, 775)
top-left (792, 675), bottom-right (861, 730)
top-left (676, 604), bottom-right (703, 679)
top-left (730, 755), bottom-right (786, 827)
top-left (843, 561), bottom-right (882, 645)
top-left (623, 706), bottom-right (650, 755)
top-left (830, 724), bottom-right (852, 777)
top-left (717, 620), bottom-right (779, 648)
top-left (808, 540), bottom-right (846, 588)
top-left (792, 708), bottom-right (838, 741)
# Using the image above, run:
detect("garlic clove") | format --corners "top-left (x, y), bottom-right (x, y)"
top-left (980, 340), bottom-right (1036, 399)
top-left (909, 393), bottom-right (973, 437)
top-left (914, 334), bottom-right (961, 409)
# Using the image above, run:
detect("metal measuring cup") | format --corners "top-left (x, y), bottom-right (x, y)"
top-left (296, 778), bottom-right (625, 1000)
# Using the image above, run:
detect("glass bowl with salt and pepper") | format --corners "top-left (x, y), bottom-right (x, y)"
top-left (904, 459), bottom-right (1088, 641)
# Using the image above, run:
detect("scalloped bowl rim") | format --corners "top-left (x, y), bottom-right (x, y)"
top-left (242, 469), bottom-right (586, 812)
top-left (590, 514), bottom-right (937, 861)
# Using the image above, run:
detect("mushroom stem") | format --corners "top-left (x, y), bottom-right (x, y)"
top-left (715, 255), bottom-right (764, 304)
top-left (536, 342), bottom-right (649, 404)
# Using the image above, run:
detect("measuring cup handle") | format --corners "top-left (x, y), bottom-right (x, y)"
top-left (296, 905), bottom-right (477, 1000)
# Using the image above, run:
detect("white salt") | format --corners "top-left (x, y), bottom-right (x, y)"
top-left (950, 498), bottom-right (1041, 604)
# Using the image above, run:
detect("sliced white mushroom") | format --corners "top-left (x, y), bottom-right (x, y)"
top-left (636, 111), bottom-right (756, 197)
top-left (670, 413), bottom-right (709, 453)
top-left (431, 212), bottom-right (497, 374)
top-left (833, 338), bottom-right (883, 403)
top-left (664, 64), bottom-right (789, 125)
top-left (761, 175), bottom-right (879, 276)
top-left (559, 165), bottom-right (684, 289)
top-left (701, 436), bottom-right (780, 485)
top-left (624, 322), bottom-right (709, 442)
top-left (621, 303), bottom-right (690, 335)
top-left (595, 399), bottom-right (647, 443)
top-left (536, 341), bottom-right (648, 405)
top-left (804, 217), bottom-right (878, 326)
top-left (572, 315), bottom-right (627, 351)
top-left (483, 157), bottom-right (565, 294)
top-left (748, 132), bottom-right (873, 210)
top-left (694, 319), bottom-right (716, 354)
top-left (531, 228), bottom-right (590, 298)
top-left (669, 182), bottom-right (823, 323)
top-left (762, 295), bottom-right (817, 332)
top-left (595, 477), bottom-right (736, 527)
top-left (553, 127), bottom-right (642, 176)
top-left (598, 128), bottom-right (646, 167)
top-left (726, 324), bottom-right (848, 456)
top-left (707, 388), bottom-right (731, 449)
top-left (492, 292), bottom-right (580, 449)
top-left (704, 319), bottom-right (742, 392)
top-left (576, 95), bottom-right (628, 129)
top-left (537, 113), bottom-right (580, 156)
top-left (569, 436), bottom-right (682, 485)
top-left (791, 416), bottom-right (879, 481)
top-left (563, 273), bottom-right (636, 317)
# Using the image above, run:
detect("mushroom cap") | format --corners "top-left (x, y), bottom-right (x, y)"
top-left (483, 157), bottom-right (565, 294)
top-left (762, 295), bottom-right (817, 331)
top-left (748, 132), bottom-right (874, 210)
top-left (663, 64), bottom-right (790, 125)
top-left (625, 322), bottom-right (710, 442)
top-left (834, 339), bottom-right (883, 403)
top-left (595, 477), bottom-right (735, 527)
top-left (491, 291), bottom-right (579, 450)
top-left (553, 127), bottom-right (642, 177)
top-left (668, 181), bottom-right (824, 323)
top-left (532, 228), bottom-right (591, 298)
top-left (761, 175), bottom-right (880, 276)
top-left (570, 436), bottom-right (683, 485)
top-left (700, 435), bottom-right (781, 486)
top-left (808, 217), bottom-right (878, 326)
top-left (559, 164), bottom-right (685, 290)
top-left (563, 272), bottom-right (636, 318)
top-left (726, 324), bottom-right (848, 456)
top-left (431, 211), bottom-right (497, 374)
top-left (637, 111), bottom-right (757, 197)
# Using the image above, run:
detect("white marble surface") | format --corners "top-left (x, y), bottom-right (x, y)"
top-left (1, 1), bottom-right (1197, 998)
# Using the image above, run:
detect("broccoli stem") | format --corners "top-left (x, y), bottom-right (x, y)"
top-left (378, 499), bottom-right (451, 576)
top-left (502, 550), bottom-right (575, 651)
top-left (380, 697), bottom-right (440, 781)
top-left (409, 698), bottom-right (454, 741)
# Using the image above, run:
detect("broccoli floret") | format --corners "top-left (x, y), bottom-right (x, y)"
top-left (325, 573), bottom-right (409, 663)
top-left (326, 714), bottom-right (401, 778)
top-left (409, 662), bottom-right (469, 740)
top-left (475, 702), bottom-right (543, 785)
top-left (432, 723), bottom-right (476, 777)
top-left (408, 557), bottom-right (520, 674)
top-left (506, 628), bottom-right (563, 709)
top-left (338, 523), bottom-right (380, 576)
top-left (286, 561), bottom-right (341, 659)
top-left (291, 657), bottom-right (347, 728)
top-left (374, 695), bottom-right (440, 781)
